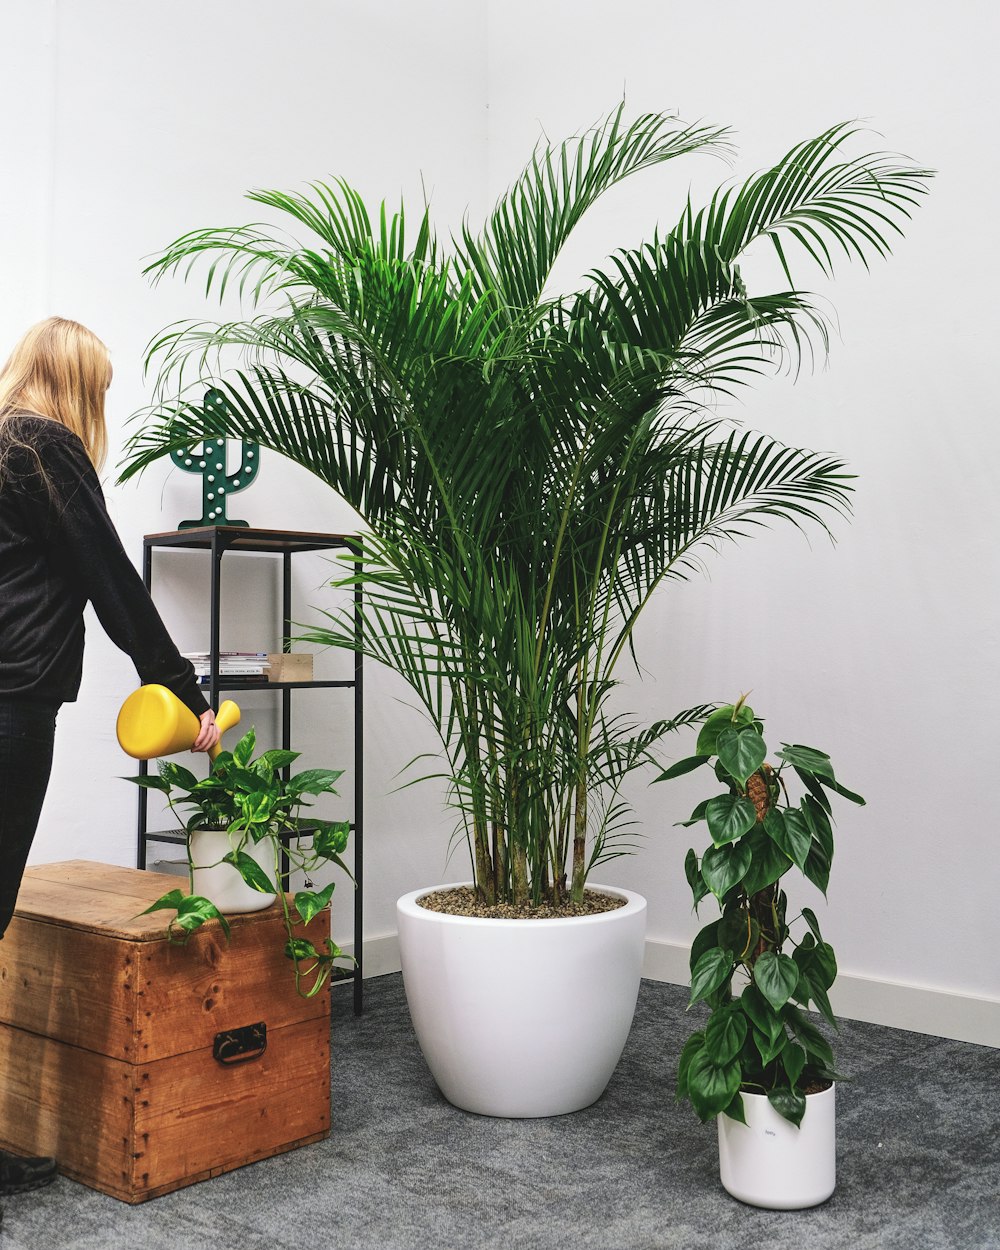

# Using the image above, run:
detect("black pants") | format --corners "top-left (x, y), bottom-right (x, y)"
top-left (0, 699), bottom-right (58, 938)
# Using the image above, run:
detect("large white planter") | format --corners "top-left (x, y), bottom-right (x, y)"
top-left (188, 828), bottom-right (277, 914)
top-left (396, 884), bottom-right (646, 1118)
top-left (718, 1085), bottom-right (836, 1209)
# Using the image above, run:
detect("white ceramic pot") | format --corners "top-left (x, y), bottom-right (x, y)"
top-left (717, 1085), bottom-right (836, 1209)
top-left (396, 884), bottom-right (646, 1118)
top-left (188, 828), bottom-right (277, 914)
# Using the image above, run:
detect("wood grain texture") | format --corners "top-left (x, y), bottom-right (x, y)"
top-left (0, 861), bottom-right (332, 1202)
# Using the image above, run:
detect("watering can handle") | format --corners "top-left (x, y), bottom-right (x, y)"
top-left (210, 700), bottom-right (241, 760)
top-left (116, 685), bottom-right (241, 761)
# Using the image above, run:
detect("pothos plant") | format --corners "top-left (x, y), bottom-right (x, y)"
top-left (124, 727), bottom-right (352, 997)
top-left (655, 698), bottom-right (864, 1127)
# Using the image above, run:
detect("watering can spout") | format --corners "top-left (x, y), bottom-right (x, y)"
top-left (116, 685), bottom-right (240, 761)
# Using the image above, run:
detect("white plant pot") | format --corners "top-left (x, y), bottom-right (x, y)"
top-left (396, 884), bottom-right (646, 1118)
top-left (188, 828), bottom-right (277, 914)
top-left (717, 1085), bottom-right (836, 1209)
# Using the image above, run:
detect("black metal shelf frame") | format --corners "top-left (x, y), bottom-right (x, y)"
top-left (135, 525), bottom-right (364, 1014)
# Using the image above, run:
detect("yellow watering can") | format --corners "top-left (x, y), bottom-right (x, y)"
top-left (116, 685), bottom-right (241, 762)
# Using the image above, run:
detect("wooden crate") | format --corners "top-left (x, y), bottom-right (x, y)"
top-left (0, 860), bottom-right (330, 1203)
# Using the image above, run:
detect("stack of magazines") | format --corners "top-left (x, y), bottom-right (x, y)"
top-left (183, 651), bottom-right (271, 685)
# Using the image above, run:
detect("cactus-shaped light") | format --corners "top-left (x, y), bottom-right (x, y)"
top-left (170, 388), bottom-right (260, 528)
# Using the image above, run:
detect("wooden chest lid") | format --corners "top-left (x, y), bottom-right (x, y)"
top-left (13, 860), bottom-right (278, 941)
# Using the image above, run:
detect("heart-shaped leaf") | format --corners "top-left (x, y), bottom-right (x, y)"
top-left (767, 1085), bottom-right (807, 1128)
top-left (687, 1049), bottom-right (742, 1123)
top-left (706, 794), bottom-right (757, 846)
top-left (689, 946), bottom-right (734, 1006)
top-left (705, 1005), bottom-right (748, 1065)
top-left (754, 950), bottom-right (800, 1011)
top-left (294, 881), bottom-right (336, 926)
top-left (701, 840), bottom-right (752, 899)
top-left (717, 727), bottom-right (767, 786)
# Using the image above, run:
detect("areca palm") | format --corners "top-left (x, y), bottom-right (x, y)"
top-left (121, 106), bottom-right (930, 906)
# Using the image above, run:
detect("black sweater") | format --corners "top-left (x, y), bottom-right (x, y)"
top-left (0, 412), bottom-right (208, 716)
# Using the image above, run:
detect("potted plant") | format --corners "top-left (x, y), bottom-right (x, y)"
top-left (119, 107), bottom-right (928, 1112)
top-left (124, 726), bottom-right (352, 998)
top-left (655, 697), bottom-right (864, 1207)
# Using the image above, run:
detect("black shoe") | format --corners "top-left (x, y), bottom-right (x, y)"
top-left (0, 1149), bottom-right (57, 1195)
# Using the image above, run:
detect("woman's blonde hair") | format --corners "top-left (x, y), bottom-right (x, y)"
top-left (0, 317), bottom-right (111, 469)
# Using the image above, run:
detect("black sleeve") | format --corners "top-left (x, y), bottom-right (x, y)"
top-left (37, 424), bottom-right (210, 717)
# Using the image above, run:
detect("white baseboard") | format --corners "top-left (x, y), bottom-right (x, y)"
top-left (349, 932), bottom-right (999, 1049)
top-left (643, 938), bottom-right (1000, 1049)
top-left (340, 932), bottom-right (401, 979)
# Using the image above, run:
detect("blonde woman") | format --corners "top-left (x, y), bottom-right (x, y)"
top-left (0, 318), bottom-right (219, 1197)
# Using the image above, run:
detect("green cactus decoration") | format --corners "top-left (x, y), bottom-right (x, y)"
top-left (170, 389), bottom-right (260, 528)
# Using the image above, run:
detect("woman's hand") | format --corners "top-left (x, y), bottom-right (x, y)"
top-left (191, 708), bottom-right (221, 754)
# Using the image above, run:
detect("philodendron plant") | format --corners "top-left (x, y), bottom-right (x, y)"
top-left (655, 698), bottom-right (864, 1127)
top-left (125, 727), bottom-right (352, 997)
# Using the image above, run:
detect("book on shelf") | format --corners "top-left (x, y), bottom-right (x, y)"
top-left (183, 650), bottom-right (271, 678)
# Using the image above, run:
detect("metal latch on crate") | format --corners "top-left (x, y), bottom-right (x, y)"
top-left (213, 1022), bottom-right (267, 1066)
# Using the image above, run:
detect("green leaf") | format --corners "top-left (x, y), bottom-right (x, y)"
top-left (294, 881), bottom-right (336, 925)
top-left (689, 947), bottom-right (734, 1006)
top-left (721, 1092), bottom-right (747, 1125)
top-left (686, 1048), bottom-right (742, 1123)
top-left (139, 888), bottom-right (187, 916)
top-left (704, 1004), bottom-right (748, 1065)
top-left (818, 775), bottom-right (865, 806)
top-left (776, 743), bottom-right (832, 776)
top-left (701, 840), bottom-right (752, 899)
top-left (740, 983), bottom-right (783, 1044)
top-left (717, 727), bottom-right (767, 786)
top-left (803, 841), bottom-right (832, 895)
top-left (783, 1005), bottom-right (835, 1069)
top-left (288, 768), bottom-right (343, 796)
top-left (655, 754), bottom-right (710, 783)
top-left (223, 851), bottom-right (275, 894)
top-left (741, 826), bottom-right (792, 896)
top-left (764, 807), bottom-right (810, 870)
top-left (794, 936), bottom-right (837, 991)
top-left (796, 768), bottom-right (832, 815)
top-left (767, 1086), bottom-right (806, 1128)
top-left (754, 950), bottom-right (800, 1011)
top-left (690, 920), bottom-right (721, 975)
top-left (779, 744), bottom-right (864, 806)
top-left (676, 799), bottom-right (709, 828)
top-left (696, 704), bottom-right (755, 757)
top-left (801, 906), bottom-right (824, 943)
top-left (676, 1031), bottom-right (705, 1100)
top-left (718, 906), bottom-right (756, 962)
top-left (285, 937), bottom-right (319, 961)
top-left (313, 820), bottom-right (351, 858)
top-left (139, 891), bottom-right (231, 942)
top-left (232, 728), bottom-right (257, 768)
top-left (793, 939), bottom-right (838, 1026)
top-left (255, 748), bottom-right (300, 773)
top-left (158, 761), bottom-right (200, 791)
top-left (684, 848), bottom-right (709, 907)
top-left (782, 1042), bottom-right (807, 1088)
top-left (752, 1024), bottom-right (787, 1068)
top-left (121, 773), bottom-right (171, 792)
top-left (705, 794), bottom-right (757, 846)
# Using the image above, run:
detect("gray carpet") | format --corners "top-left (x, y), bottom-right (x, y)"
top-left (2, 974), bottom-right (998, 1249)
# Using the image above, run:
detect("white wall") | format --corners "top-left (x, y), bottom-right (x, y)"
top-left (485, 0), bottom-right (1000, 1034)
top-left (2, 0), bottom-right (486, 948)
top-left (3, 1), bottom-right (997, 1040)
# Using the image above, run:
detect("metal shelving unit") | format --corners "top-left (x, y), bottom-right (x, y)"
top-left (134, 525), bottom-right (364, 1014)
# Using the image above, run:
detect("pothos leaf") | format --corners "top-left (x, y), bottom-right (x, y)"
top-left (294, 881), bottom-right (336, 925)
